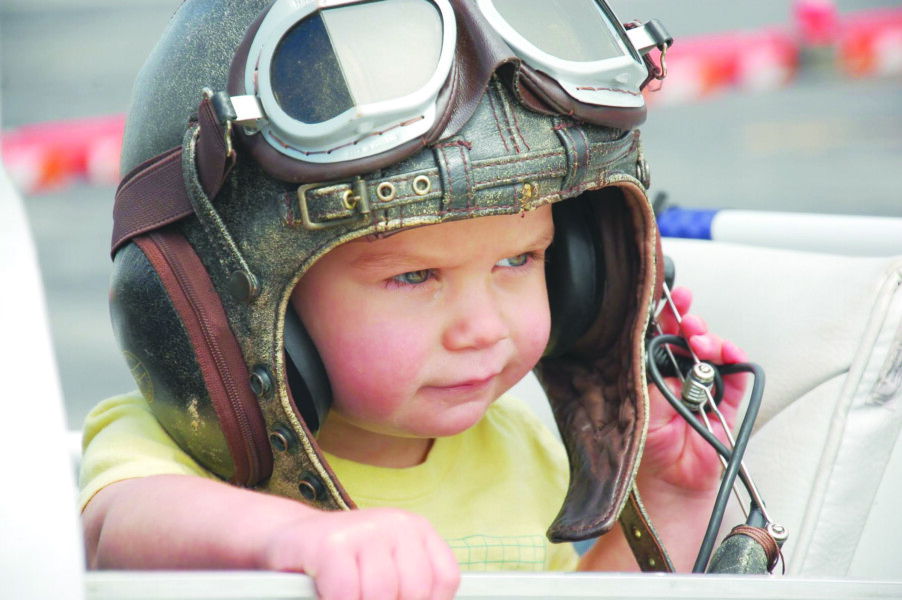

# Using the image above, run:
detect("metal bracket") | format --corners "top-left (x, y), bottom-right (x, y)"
top-left (626, 19), bottom-right (672, 80)
top-left (626, 19), bottom-right (673, 55)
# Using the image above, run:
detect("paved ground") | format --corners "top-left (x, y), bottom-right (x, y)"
top-left (3, 0), bottom-right (901, 428)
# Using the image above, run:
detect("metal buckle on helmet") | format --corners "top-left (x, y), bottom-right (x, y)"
top-left (297, 177), bottom-right (372, 230)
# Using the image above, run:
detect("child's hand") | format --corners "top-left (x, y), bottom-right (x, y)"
top-left (641, 286), bottom-right (749, 493)
top-left (264, 507), bottom-right (460, 600)
top-left (580, 293), bottom-right (749, 574)
top-left (84, 475), bottom-right (459, 600)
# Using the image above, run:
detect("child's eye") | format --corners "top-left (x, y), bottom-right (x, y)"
top-left (496, 253), bottom-right (530, 268)
top-left (391, 269), bottom-right (432, 285)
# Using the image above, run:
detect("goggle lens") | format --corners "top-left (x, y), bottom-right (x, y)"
top-left (272, 14), bottom-right (352, 124)
top-left (271, 0), bottom-right (444, 125)
top-left (489, 0), bottom-right (625, 63)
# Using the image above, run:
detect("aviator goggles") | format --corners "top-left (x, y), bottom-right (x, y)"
top-left (221, 0), bottom-right (671, 183)
top-left (111, 0), bottom-right (673, 255)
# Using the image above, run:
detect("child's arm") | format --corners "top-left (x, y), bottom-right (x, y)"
top-left (83, 474), bottom-right (460, 599)
top-left (579, 286), bottom-right (749, 572)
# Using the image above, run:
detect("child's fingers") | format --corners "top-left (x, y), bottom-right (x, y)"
top-left (694, 337), bottom-right (749, 420)
top-left (312, 552), bottom-right (360, 600)
top-left (296, 508), bottom-right (459, 600)
top-left (668, 285), bottom-right (693, 313)
top-left (687, 332), bottom-right (719, 361)
top-left (392, 534), bottom-right (436, 600)
top-left (358, 547), bottom-right (399, 600)
top-left (722, 339), bottom-right (748, 363)
top-left (679, 314), bottom-right (707, 338)
top-left (687, 333), bottom-right (747, 366)
top-left (656, 286), bottom-right (693, 334)
top-left (425, 533), bottom-right (461, 600)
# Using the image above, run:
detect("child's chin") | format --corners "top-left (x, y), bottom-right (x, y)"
top-left (421, 401), bottom-right (494, 438)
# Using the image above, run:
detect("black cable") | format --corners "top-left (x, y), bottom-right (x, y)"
top-left (711, 365), bottom-right (725, 406)
top-left (649, 341), bottom-right (725, 406)
top-left (645, 335), bottom-right (766, 572)
top-left (646, 336), bottom-right (752, 484)
top-left (694, 361), bottom-right (763, 573)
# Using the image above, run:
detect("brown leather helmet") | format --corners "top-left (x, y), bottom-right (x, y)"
top-left (110, 0), bottom-right (671, 570)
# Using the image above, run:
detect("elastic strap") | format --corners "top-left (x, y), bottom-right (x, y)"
top-left (111, 94), bottom-right (234, 257)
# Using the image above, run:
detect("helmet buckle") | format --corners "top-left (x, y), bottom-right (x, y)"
top-left (297, 177), bottom-right (372, 230)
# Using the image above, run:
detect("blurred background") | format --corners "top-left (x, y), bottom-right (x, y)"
top-left (2, 0), bottom-right (901, 430)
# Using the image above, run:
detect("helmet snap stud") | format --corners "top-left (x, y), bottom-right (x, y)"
top-left (249, 366), bottom-right (274, 398)
top-left (298, 471), bottom-right (326, 501)
top-left (229, 270), bottom-right (259, 303)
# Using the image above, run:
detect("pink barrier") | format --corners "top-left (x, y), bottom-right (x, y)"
top-left (645, 27), bottom-right (798, 106)
top-left (645, 4), bottom-right (902, 106)
top-left (2, 115), bottom-right (124, 194)
top-left (3, 5), bottom-right (901, 195)
top-left (839, 8), bottom-right (902, 78)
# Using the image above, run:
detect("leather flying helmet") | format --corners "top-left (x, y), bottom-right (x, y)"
top-left (110, 0), bottom-right (671, 570)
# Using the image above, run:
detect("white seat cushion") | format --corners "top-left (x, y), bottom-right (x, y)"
top-left (513, 238), bottom-right (902, 578)
top-left (663, 238), bottom-right (902, 579)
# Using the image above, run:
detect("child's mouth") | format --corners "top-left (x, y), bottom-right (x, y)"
top-left (427, 373), bottom-right (499, 395)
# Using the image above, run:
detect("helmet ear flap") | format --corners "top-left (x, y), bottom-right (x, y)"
top-left (544, 196), bottom-right (607, 359)
top-left (110, 232), bottom-right (273, 486)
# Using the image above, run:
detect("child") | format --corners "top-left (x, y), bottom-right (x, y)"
top-left (81, 0), bottom-right (747, 598)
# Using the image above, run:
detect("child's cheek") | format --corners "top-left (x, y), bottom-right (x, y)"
top-left (327, 319), bottom-right (427, 420)
top-left (518, 288), bottom-right (552, 366)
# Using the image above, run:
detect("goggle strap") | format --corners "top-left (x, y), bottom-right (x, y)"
top-left (111, 145), bottom-right (193, 257)
top-left (197, 91), bottom-right (238, 198)
top-left (112, 93), bottom-right (235, 258)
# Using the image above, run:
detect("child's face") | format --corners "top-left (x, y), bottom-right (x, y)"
top-left (292, 205), bottom-right (553, 465)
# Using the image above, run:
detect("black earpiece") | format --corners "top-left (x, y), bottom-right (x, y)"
top-left (544, 197), bottom-right (606, 358)
top-left (284, 307), bottom-right (332, 432)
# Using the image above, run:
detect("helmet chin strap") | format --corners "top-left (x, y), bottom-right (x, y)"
top-left (183, 104), bottom-right (334, 433)
top-left (180, 122), bottom-right (262, 305)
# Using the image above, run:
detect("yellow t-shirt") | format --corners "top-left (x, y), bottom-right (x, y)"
top-left (80, 392), bottom-right (578, 571)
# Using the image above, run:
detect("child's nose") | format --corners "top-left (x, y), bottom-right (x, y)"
top-left (442, 286), bottom-right (510, 351)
